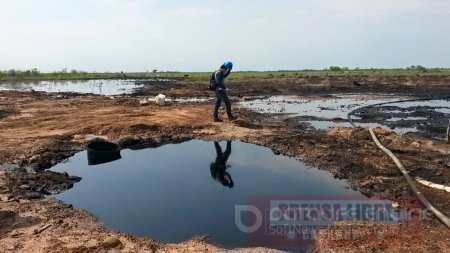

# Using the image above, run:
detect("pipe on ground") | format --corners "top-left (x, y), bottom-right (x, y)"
top-left (415, 177), bottom-right (450, 193)
top-left (369, 128), bottom-right (450, 229)
top-left (346, 97), bottom-right (450, 229)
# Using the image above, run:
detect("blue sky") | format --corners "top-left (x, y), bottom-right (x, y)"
top-left (0, 0), bottom-right (449, 72)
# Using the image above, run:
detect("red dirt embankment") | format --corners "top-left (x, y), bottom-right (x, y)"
top-left (1, 76), bottom-right (449, 252)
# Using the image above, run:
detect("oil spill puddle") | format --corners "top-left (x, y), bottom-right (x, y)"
top-left (0, 79), bottom-right (171, 96)
top-left (240, 95), bottom-right (450, 138)
top-left (49, 140), bottom-right (360, 248)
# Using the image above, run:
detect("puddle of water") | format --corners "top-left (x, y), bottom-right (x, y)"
top-left (50, 140), bottom-right (360, 249)
top-left (389, 126), bottom-right (419, 135)
top-left (0, 79), bottom-right (169, 95)
top-left (387, 99), bottom-right (450, 108)
top-left (436, 108), bottom-right (450, 114)
top-left (241, 95), bottom-right (449, 137)
top-left (386, 117), bottom-right (428, 122)
top-left (373, 100), bottom-right (449, 137)
top-left (239, 95), bottom-right (407, 119)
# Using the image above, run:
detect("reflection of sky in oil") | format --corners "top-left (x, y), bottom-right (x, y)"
top-left (241, 95), bottom-right (450, 137)
top-left (239, 95), bottom-right (408, 118)
top-left (0, 79), bottom-right (166, 95)
top-left (50, 140), bottom-right (359, 249)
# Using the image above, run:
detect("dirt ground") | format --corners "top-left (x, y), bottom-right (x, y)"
top-left (1, 75), bottom-right (450, 252)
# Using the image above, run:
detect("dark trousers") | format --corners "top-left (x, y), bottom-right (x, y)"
top-left (213, 89), bottom-right (232, 119)
top-left (214, 141), bottom-right (232, 164)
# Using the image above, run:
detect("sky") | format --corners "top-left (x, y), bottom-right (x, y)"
top-left (0, 0), bottom-right (449, 72)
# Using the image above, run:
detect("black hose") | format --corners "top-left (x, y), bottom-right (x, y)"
top-left (346, 95), bottom-right (450, 229)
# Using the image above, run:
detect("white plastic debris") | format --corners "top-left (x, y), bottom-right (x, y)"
top-left (155, 94), bottom-right (166, 106)
top-left (139, 99), bottom-right (150, 105)
top-left (391, 202), bottom-right (400, 209)
top-left (140, 97), bottom-right (155, 105)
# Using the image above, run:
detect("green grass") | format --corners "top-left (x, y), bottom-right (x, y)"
top-left (0, 69), bottom-right (192, 82)
top-left (1, 68), bottom-right (449, 82)
top-left (0, 70), bottom-right (146, 81)
top-left (184, 68), bottom-right (450, 82)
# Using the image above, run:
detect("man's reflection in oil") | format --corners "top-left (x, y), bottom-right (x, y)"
top-left (210, 141), bottom-right (234, 188)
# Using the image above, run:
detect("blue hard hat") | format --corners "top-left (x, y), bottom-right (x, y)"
top-left (223, 61), bottom-right (233, 70)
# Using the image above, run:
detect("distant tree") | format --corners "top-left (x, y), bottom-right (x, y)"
top-left (328, 66), bottom-right (342, 71)
top-left (31, 68), bottom-right (40, 75)
top-left (152, 69), bottom-right (158, 73)
top-left (415, 65), bottom-right (427, 72)
top-left (407, 65), bottom-right (427, 72)
top-left (8, 69), bottom-right (17, 76)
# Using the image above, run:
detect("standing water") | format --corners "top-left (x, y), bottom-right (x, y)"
top-left (0, 79), bottom-right (164, 95)
top-left (50, 140), bottom-right (361, 249)
top-left (240, 95), bottom-right (450, 138)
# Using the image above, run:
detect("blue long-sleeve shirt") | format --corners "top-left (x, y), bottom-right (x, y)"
top-left (214, 70), bottom-right (230, 89)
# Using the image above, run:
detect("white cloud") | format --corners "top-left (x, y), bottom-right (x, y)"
top-left (316, 0), bottom-right (449, 20)
top-left (162, 7), bottom-right (218, 19)
top-left (0, 0), bottom-right (449, 71)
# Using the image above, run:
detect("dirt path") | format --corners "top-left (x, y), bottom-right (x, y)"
top-left (1, 86), bottom-right (450, 252)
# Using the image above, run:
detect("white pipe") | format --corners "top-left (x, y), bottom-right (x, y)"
top-left (415, 177), bottom-right (450, 193)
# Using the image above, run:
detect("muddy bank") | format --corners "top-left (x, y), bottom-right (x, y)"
top-left (1, 81), bottom-right (450, 252)
top-left (134, 74), bottom-right (450, 98)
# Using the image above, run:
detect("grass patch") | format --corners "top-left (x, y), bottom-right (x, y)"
top-left (1, 67), bottom-right (449, 82)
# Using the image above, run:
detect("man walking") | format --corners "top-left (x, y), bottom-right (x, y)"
top-left (213, 62), bottom-right (238, 122)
